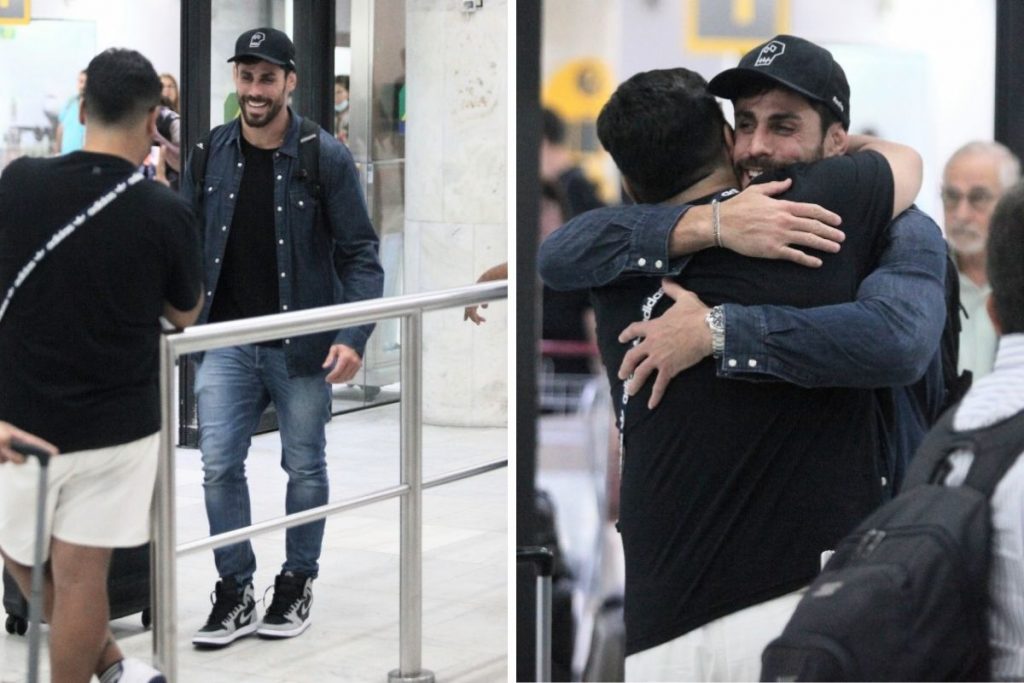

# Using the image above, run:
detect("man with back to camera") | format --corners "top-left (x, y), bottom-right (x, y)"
top-left (540, 34), bottom-right (949, 495)
top-left (0, 48), bottom-right (203, 683)
top-left (943, 180), bottom-right (1024, 681)
top-left (569, 62), bottom-right (922, 681)
top-left (941, 141), bottom-right (1021, 380)
top-left (181, 27), bottom-right (384, 648)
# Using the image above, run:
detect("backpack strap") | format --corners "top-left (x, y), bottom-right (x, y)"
top-left (905, 404), bottom-right (1024, 497)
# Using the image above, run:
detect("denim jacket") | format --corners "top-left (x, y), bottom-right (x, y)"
top-left (181, 110), bottom-right (384, 378)
top-left (539, 202), bottom-right (948, 488)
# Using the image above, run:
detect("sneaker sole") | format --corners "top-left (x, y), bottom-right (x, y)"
top-left (191, 621), bottom-right (259, 648)
top-left (257, 618), bottom-right (312, 639)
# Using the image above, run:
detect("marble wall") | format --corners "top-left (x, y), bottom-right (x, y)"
top-left (405, 0), bottom-right (508, 427)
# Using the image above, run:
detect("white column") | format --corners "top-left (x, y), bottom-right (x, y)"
top-left (404, 0), bottom-right (507, 427)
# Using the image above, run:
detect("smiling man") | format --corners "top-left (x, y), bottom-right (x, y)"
top-left (540, 34), bottom-right (949, 492)
top-left (539, 35), bottom-right (950, 681)
top-left (181, 27), bottom-right (383, 648)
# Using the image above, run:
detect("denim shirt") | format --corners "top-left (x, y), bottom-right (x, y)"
top-left (181, 110), bottom-right (384, 378)
top-left (539, 202), bottom-right (949, 488)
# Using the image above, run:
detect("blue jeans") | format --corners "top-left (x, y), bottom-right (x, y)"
top-left (195, 345), bottom-right (331, 584)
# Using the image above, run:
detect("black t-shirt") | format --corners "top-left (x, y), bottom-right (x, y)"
top-left (590, 151), bottom-right (895, 655)
top-left (208, 136), bottom-right (279, 324)
top-left (0, 151), bottom-right (202, 453)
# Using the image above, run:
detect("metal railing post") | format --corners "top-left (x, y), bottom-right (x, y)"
top-left (389, 311), bottom-right (434, 683)
top-left (154, 337), bottom-right (178, 680)
top-left (147, 283), bottom-right (505, 681)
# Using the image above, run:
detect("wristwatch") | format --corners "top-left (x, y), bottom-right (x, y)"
top-left (705, 305), bottom-right (725, 358)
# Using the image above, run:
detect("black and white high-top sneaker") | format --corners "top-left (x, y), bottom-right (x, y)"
top-left (192, 578), bottom-right (258, 648)
top-left (257, 571), bottom-right (313, 639)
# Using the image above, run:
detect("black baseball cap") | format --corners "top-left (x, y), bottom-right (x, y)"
top-left (228, 27), bottom-right (296, 70)
top-left (708, 34), bottom-right (850, 129)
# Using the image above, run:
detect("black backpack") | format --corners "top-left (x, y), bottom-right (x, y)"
top-left (913, 251), bottom-right (973, 419)
top-left (189, 116), bottom-right (324, 227)
top-left (760, 406), bottom-right (1024, 682)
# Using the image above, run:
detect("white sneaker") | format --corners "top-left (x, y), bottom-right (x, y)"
top-left (112, 657), bottom-right (166, 683)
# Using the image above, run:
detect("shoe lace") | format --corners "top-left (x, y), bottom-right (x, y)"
top-left (206, 585), bottom-right (243, 625)
top-left (263, 578), bottom-right (303, 617)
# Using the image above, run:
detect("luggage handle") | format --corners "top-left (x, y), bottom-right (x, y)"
top-left (11, 439), bottom-right (52, 683)
top-left (517, 547), bottom-right (554, 683)
top-left (10, 440), bottom-right (51, 467)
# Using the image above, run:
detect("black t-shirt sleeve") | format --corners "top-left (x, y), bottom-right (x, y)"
top-left (770, 150), bottom-right (895, 243)
top-left (158, 193), bottom-right (203, 312)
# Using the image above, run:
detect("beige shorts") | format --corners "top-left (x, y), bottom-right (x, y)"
top-left (0, 432), bottom-right (159, 566)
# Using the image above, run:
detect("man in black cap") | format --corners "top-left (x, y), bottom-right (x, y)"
top-left (542, 34), bottom-right (947, 491)
top-left (183, 27), bottom-right (384, 648)
top-left (540, 35), bottom-right (948, 680)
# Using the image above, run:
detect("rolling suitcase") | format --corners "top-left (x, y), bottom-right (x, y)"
top-left (6, 440), bottom-right (53, 683)
top-left (2, 447), bottom-right (153, 636)
top-left (517, 546), bottom-right (554, 683)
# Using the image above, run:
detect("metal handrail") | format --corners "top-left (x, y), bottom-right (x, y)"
top-left (154, 281), bottom-right (507, 683)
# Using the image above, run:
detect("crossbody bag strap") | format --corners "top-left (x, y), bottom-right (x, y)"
top-left (0, 170), bottom-right (145, 326)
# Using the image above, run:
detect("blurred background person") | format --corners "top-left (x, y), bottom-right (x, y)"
top-left (160, 72), bottom-right (180, 113)
top-left (334, 74), bottom-right (350, 143)
top-left (942, 140), bottom-right (1021, 379)
top-left (541, 107), bottom-right (605, 217)
top-left (54, 69), bottom-right (86, 154)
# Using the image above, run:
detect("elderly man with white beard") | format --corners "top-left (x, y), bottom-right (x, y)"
top-left (941, 141), bottom-right (1021, 379)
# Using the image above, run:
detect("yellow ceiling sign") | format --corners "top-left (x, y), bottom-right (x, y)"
top-left (686, 0), bottom-right (790, 55)
top-left (0, 0), bottom-right (30, 26)
top-left (541, 58), bottom-right (615, 122)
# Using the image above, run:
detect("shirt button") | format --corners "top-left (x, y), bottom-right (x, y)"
top-left (282, 305), bottom-right (288, 311)
top-left (207, 186), bottom-right (213, 192)
top-left (206, 290), bottom-right (212, 296)
top-left (655, 259), bottom-right (663, 269)
top-left (284, 339), bottom-right (291, 345)
top-left (881, 476), bottom-right (888, 487)
top-left (277, 206), bottom-right (283, 212)
top-left (277, 174), bottom-right (283, 181)
top-left (638, 257), bottom-right (647, 267)
top-left (728, 358), bottom-right (737, 367)
top-left (279, 239), bottom-right (284, 245)
top-left (236, 162), bottom-right (242, 168)
top-left (298, 200), bottom-right (304, 208)
top-left (280, 272), bottom-right (286, 278)
top-left (748, 359), bottom-right (758, 368)
top-left (214, 258), bottom-right (220, 264)
top-left (229, 193), bottom-right (235, 199)
top-left (221, 225), bottom-right (227, 231)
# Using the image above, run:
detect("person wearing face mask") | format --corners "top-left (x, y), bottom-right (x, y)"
top-left (334, 74), bottom-right (350, 143)
top-left (941, 141), bottom-right (1021, 379)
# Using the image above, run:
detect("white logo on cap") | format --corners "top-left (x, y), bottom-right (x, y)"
top-left (754, 40), bottom-right (786, 67)
top-left (832, 95), bottom-right (844, 112)
top-left (249, 31), bottom-right (266, 48)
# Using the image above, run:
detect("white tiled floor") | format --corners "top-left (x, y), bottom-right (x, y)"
top-left (0, 403), bottom-right (507, 683)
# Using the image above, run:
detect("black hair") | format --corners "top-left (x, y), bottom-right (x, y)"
top-left (731, 77), bottom-right (844, 136)
top-left (596, 68), bottom-right (728, 204)
top-left (335, 74), bottom-right (349, 89)
top-left (83, 48), bottom-right (161, 127)
top-left (542, 108), bottom-right (566, 145)
top-left (986, 181), bottom-right (1024, 334)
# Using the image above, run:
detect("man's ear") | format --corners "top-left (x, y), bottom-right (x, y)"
top-left (621, 177), bottom-right (638, 203)
top-left (146, 106), bottom-right (159, 139)
top-left (824, 123), bottom-right (848, 156)
top-left (78, 99), bottom-right (87, 126)
top-left (286, 69), bottom-right (298, 94)
top-left (986, 294), bottom-right (1003, 335)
